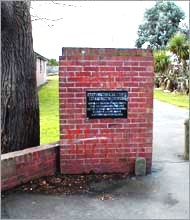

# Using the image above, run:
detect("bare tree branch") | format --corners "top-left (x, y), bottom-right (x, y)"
top-left (31, 1), bottom-right (81, 28)
top-left (51, 1), bottom-right (81, 8)
top-left (31, 13), bottom-right (54, 28)
top-left (32, 15), bottom-right (63, 22)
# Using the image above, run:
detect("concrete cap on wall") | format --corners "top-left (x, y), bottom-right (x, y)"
top-left (60, 47), bottom-right (153, 59)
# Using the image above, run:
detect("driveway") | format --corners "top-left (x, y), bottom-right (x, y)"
top-left (1, 100), bottom-right (189, 219)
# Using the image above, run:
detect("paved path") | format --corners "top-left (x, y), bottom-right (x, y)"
top-left (2, 100), bottom-right (189, 219)
top-left (153, 99), bottom-right (189, 162)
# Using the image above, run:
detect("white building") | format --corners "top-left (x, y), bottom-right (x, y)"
top-left (35, 52), bottom-right (48, 87)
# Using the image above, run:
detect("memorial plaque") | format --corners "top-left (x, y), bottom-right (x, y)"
top-left (86, 91), bottom-right (128, 119)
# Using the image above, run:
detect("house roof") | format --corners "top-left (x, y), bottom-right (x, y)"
top-left (35, 52), bottom-right (48, 61)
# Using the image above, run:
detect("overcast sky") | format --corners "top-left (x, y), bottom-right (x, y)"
top-left (31, 1), bottom-right (189, 60)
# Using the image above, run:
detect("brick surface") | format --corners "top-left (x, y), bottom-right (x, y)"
top-left (59, 48), bottom-right (154, 175)
top-left (1, 143), bottom-right (59, 191)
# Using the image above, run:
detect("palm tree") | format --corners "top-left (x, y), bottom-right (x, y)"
top-left (167, 33), bottom-right (189, 73)
top-left (153, 50), bottom-right (171, 89)
top-left (153, 50), bottom-right (171, 74)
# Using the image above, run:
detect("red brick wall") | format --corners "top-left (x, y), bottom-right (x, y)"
top-left (1, 143), bottom-right (59, 191)
top-left (59, 48), bottom-right (154, 175)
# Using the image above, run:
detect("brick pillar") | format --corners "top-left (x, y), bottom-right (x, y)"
top-left (59, 48), bottom-right (154, 174)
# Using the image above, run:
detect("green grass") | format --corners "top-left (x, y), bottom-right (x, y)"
top-left (38, 75), bottom-right (59, 144)
top-left (154, 89), bottom-right (189, 109)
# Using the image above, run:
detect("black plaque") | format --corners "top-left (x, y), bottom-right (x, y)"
top-left (86, 91), bottom-right (128, 119)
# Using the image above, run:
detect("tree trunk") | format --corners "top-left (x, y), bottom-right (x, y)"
top-left (1, 1), bottom-right (40, 153)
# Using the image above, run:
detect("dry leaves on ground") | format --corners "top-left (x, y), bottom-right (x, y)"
top-left (13, 173), bottom-right (127, 195)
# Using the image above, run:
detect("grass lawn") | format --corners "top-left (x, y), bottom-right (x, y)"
top-left (154, 89), bottom-right (189, 109)
top-left (38, 75), bottom-right (59, 144)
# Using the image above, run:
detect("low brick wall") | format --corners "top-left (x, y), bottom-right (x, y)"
top-left (1, 142), bottom-right (59, 191)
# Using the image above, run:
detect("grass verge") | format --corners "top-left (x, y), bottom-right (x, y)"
top-left (38, 75), bottom-right (59, 144)
top-left (154, 89), bottom-right (189, 109)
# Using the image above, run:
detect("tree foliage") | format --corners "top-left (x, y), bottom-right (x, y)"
top-left (167, 33), bottom-right (189, 71)
top-left (135, 1), bottom-right (185, 49)
top-left (48, 59), bottom-right (58, 66)
top-left (179, 23), bottom-right (189, 39)
top-left (153, 50), bottom-right (171, 74)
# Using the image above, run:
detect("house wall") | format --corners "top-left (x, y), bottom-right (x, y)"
top-left (59, 47), bottom-right (154, 175)
top-left (36, 58), bottom-right (47, 87)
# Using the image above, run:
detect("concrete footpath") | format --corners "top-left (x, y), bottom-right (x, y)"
top-left (1, 100), bottom-right (189, 219)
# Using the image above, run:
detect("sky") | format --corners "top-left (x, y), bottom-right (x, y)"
top-left (31, 1), bottom-right (189, 60)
